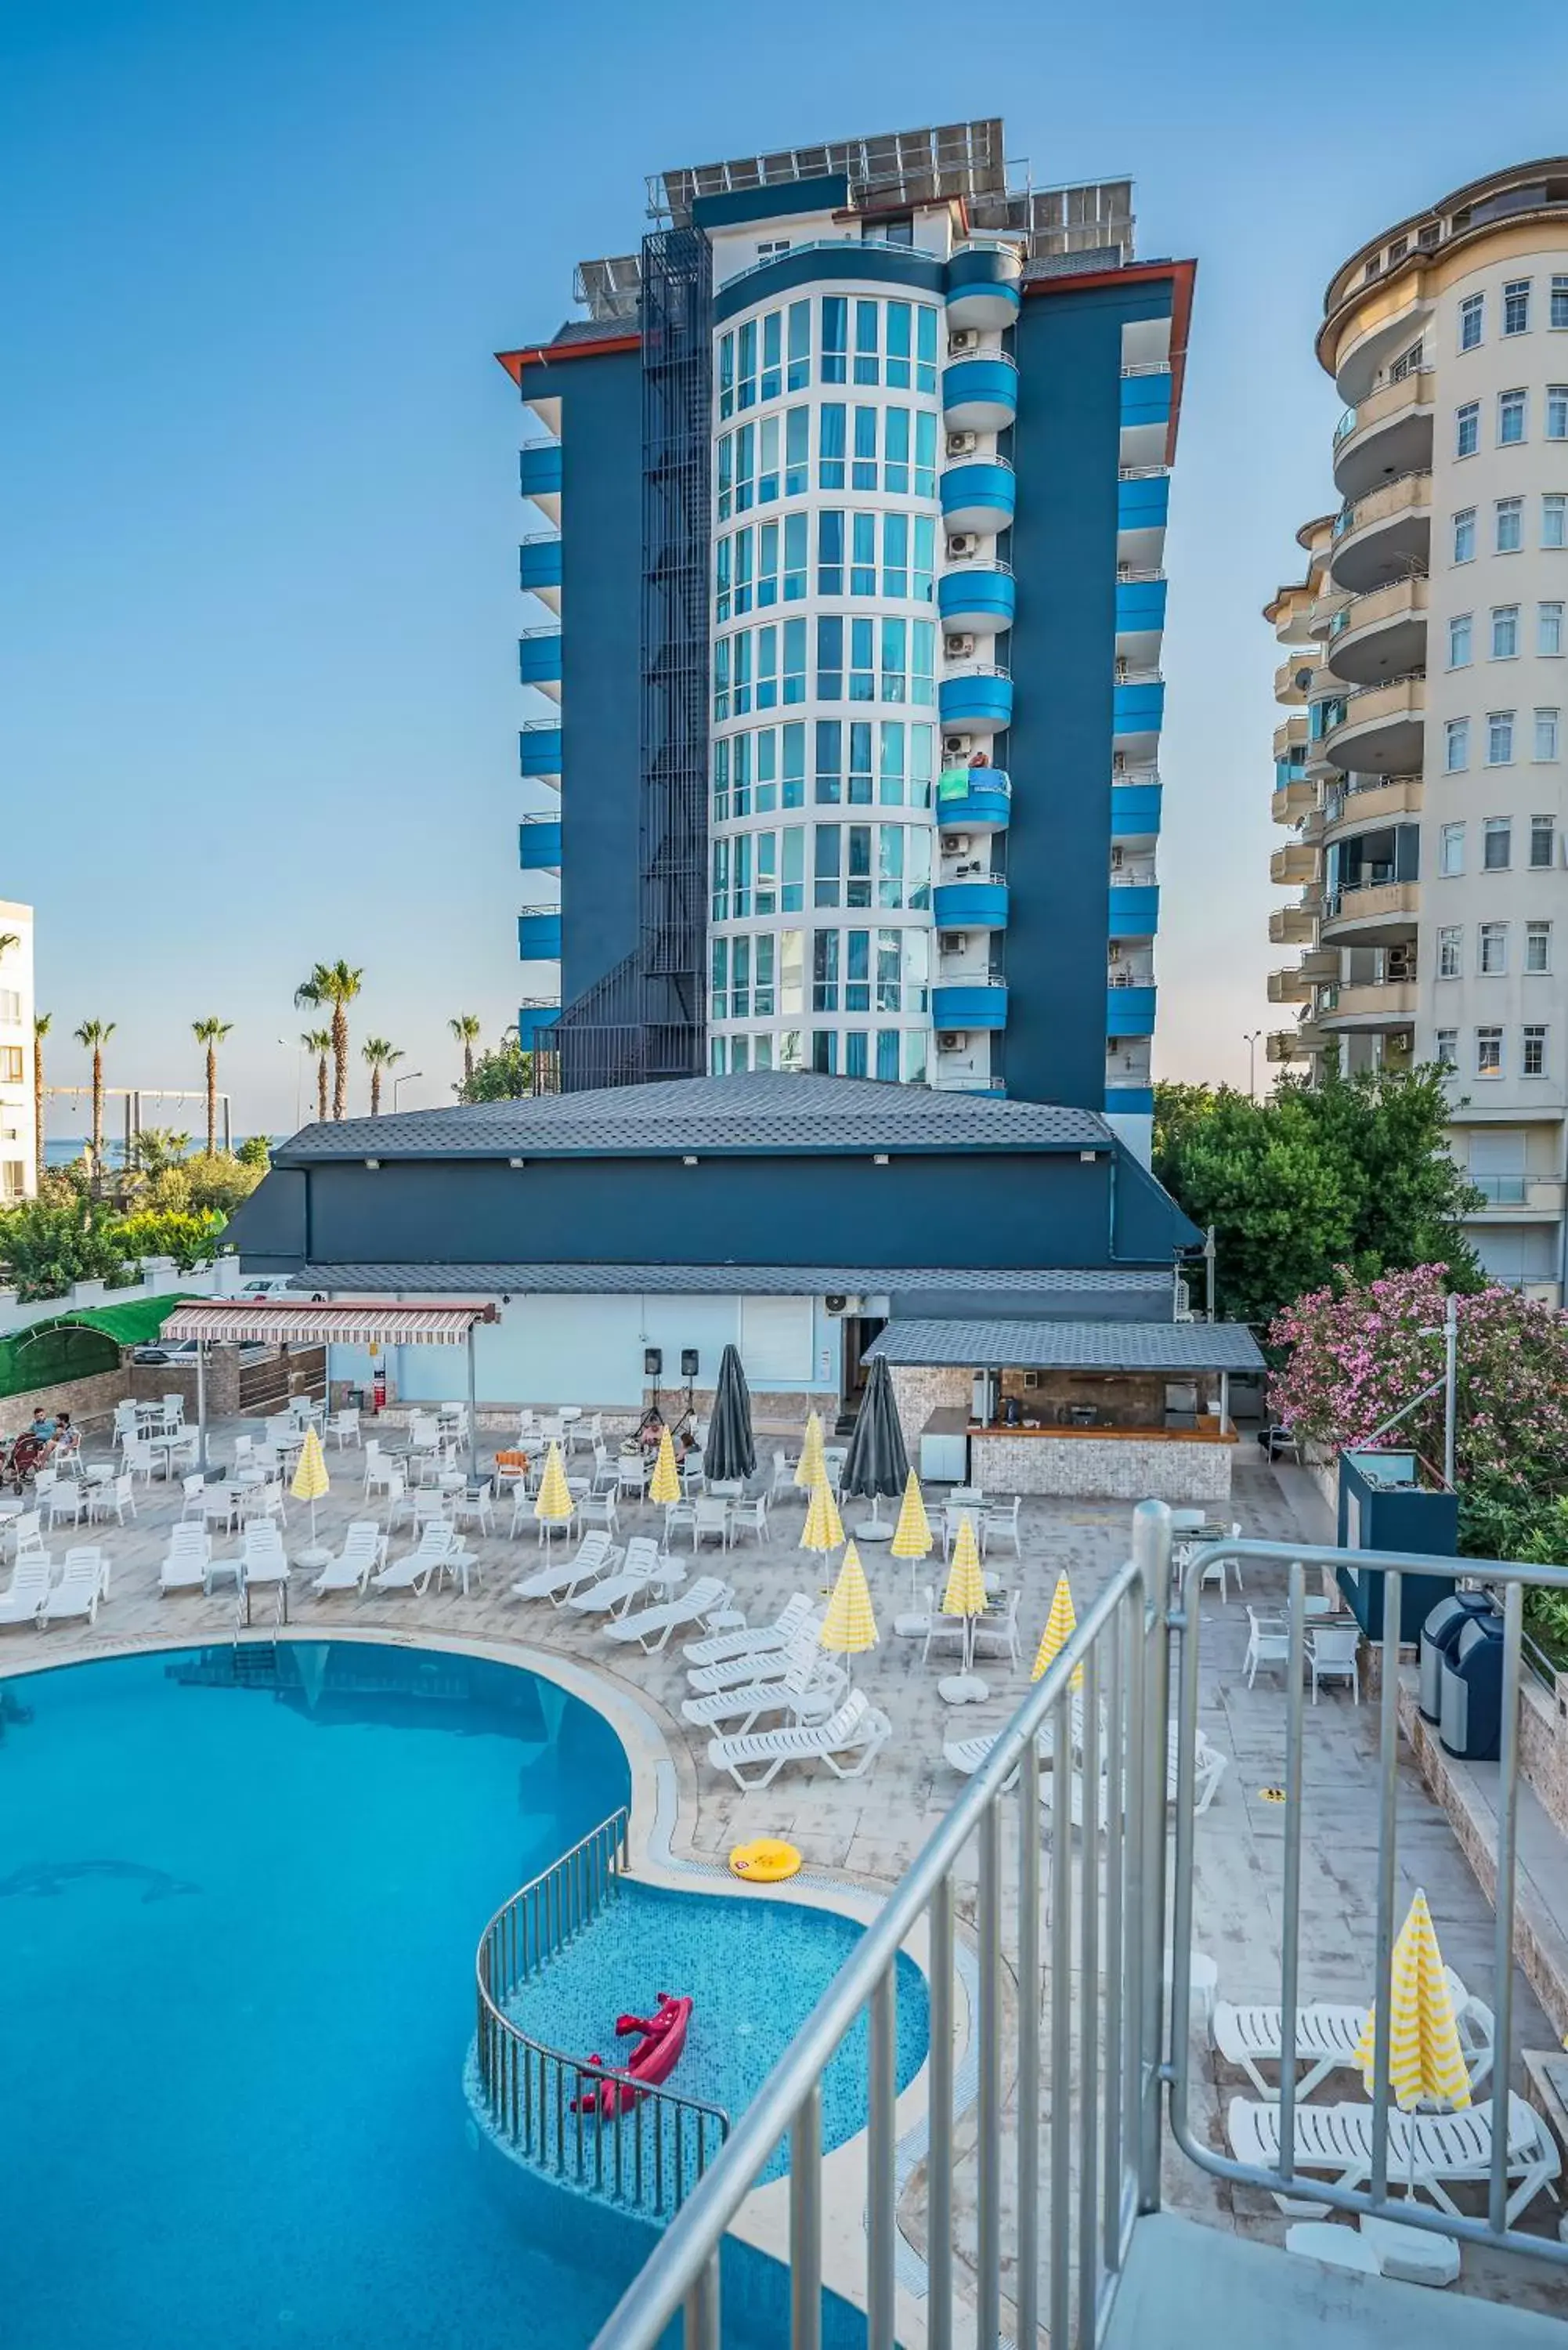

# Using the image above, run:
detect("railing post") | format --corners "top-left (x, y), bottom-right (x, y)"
top-left (1131, 1498), bottom-right (1172, 2215)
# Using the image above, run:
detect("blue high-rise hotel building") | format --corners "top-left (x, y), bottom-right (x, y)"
top-left (500, 118), bottom-right (1192, 1162)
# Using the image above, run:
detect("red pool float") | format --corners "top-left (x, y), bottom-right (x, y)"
top-left (574, 1990), bottom-right (693, 2117)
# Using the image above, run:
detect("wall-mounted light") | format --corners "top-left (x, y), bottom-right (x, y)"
top-left (682, 1155), bottom-right (698, 1166)
top-left (500, 1293), bottom-right (511, 1305)
top-left (508, 1158), bottom-right (526, 1170)
top-left (1079, 1150), bottom-right (1098, 1163)
top-left (873, 1153), bottom-right (889, 1166)
top-left (364, 1158), bottom-right (381, 1170)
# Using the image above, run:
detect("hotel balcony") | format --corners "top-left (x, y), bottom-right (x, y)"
top-left (1266, 579), bottom-right (1317, 647)
top-left (944, 241), bottom-right (1023, 331)
top-left (1115, 574), bottom-right (1167, 668)
top-left (1267, 1021), bottom-right (1324, 1063)
top-left (1328, 285), bottom-right (1433, 406)
top-left (1119, 365), bottom-right (1172, 470)
top-left (938, 562), bottom-right (1015, 638)
top-left (1467, 1173), bottom-right (1568, 1219)
top-left (1110, 778), bottom-right (1162, 842)
top-left (518, 437), bottom-right (562, 526)
top-left (1327, 470), bottom-right (1431, 595)
top-left (1272, 714), bottom-right (1308, 763)
top-left (1323, 772), bottom-right (1423, 842)
top-left (1113, 674), bottom-right (1165, 761)
top-left (1269, 899), bottom-right (1320, 946)
top-left (935, 766), bottom-right (1012, 833)
top-left (1319, 877), bottom-right (1420, 946)
top-left (1107, 883), bottom-right (1160, 938)
top-left (518, 627), bottom-right (562, 701)
top-left (1332, 366), bottom-right (1436, 501)
top-left (1116, 469), bottom-right (1169, 567)
top-left (1273, 653), bottom-right (1318, 705)
top-left (934, 879), bottom-right (1010, 938)
top-left (1321, 674), bottom-right (1425, 775)
top-left (1267, 966), bottom-right (1313, 1005)
top-left (518, 815), bottom-right (562, 871)
top-left (933, 978), bottom-right (1009, 1032)
top-left (938, 664), bottom-right (1013, 737)
top-left (941, 352), bottom-right (1018, 432)
top-left (1271, 776), bottom-right (1317, 824)
top-left (514, 1000), bottom-right (559, 1050)
top-left (1317, 978), bottom-right (1418, 1029)
top-left (518, 721), bottom-right (562, 783)
top-left (1106, 978), bottom-right (1157, 1037)
top-left (517, 912), bottom-right (562, 962)
top-left (1324, 575), bottom-right (1428, 689)
top-left (1270, 841), bottom-right (1321, 888)
top-left (940, 455), bottom-right (1015, 537)
top-left (518, 533), bottom-right (562, 613)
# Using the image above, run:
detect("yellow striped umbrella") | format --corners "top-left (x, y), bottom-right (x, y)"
top-left (649, 1423), bottom-right (681, 1506)
top-left (1353, 1888), bottom-right (1472, 2113)
top-left (794, 1410), bottom-right (826, 1491)
top-left (941, 1513), bottom-right (987, 1671)
top-left (1031, 1571), bottom-right (1082, 1692)
top-left (799, 1475), bottom-right (845, 1558)
top-left (890, 1468), bottom-right (934, 1608)
top-left (290, 1423), bottom-right (331, 1546)
top-left (533, 1440), bottom-right (575, 1531)
top-left (819, 1540), bottom-right (878, 1679)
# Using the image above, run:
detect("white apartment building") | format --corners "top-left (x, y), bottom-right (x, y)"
top-left (1267, 161), bottom-right (1568, 1303)
top-left (0, 902), bottom-right (36, 1202)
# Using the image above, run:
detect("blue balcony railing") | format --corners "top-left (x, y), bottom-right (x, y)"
top-left (518, 536), bottom-right (562, 595)
top-left (518, 818), bottom-right (562, 871)
top-left (941, 356), bottom-right (1019, 430)
top-left (1115, 577), bottom-right (1167, 638)
top-left (1111, 781), bottom-right (1162, 839)
top-left (945, 244), bottom-right (1024, 324)
top-left (518, 913), bottom-right (562, 962)
top-left (519, 725), bottom-right (562, 778)
top-left (935, 768), bottom-right (1013, 831)
top-left (940, 460), bottom-right (1016, 533)
top-left (1117, 472), bottom-right (1169, 537)
top-left (1108, 884), bottom-right (1160, 938)
top-left (1113, 678), bottom-right (1165, 738)
top-left (933, 879), bottom-right (1010, 931)
top-left (519, 443), bottom-right (562, 504)
top-left (1119, 368), bottom-right (1172, 431)
top-left (933, 980), bottom-right (1009, 1032)
top-left (938, 667), bottom-right (1013, 733)
top-left (1106, 981), bottom-right (1157, 1036)
top-left (938, 566), bottom-right (1016, 634)
top-left (518, 631), bottom-right (562, 687)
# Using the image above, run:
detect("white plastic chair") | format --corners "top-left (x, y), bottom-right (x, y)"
top-left (729, 1495), bottom-right (770, 1545)
top-left (985, 1497), bottom-right (1022, 1557)
top-left (180, 1472), bottom-right (208, 1520)
top-left (578, 1489), bottom-right (620, 1536)
top-left (1306, 1625), bottom-right (1360, 1703)
top-left (327, 1408), bottom-right (362, 1450)
top-left (1243, 1607), bottom-right (1292, 1687)
top-left (45, 1480), bottom-right (88, 1529)
top-left (88, 1473), bottom-right (137, 1528)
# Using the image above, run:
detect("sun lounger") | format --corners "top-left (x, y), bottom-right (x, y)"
top-left (602, 1576), bottom-right (733, 1655)
top-left (159, 1526), bottom-right (212, 1596)
top-left (1213, 1969), bottom-right (1493, 2102)
top-left (0, 1551), bottom-right (54, 1627)
top-left (683, 1592), bottom-right (817, 1669)
top-left (706, 1687), bottom-right (892, 1791)
top-left (371, 1525), bottom-right (466, 1597)
top-left (38, 1549), bottom-right (107, 1629)
top-left (1227, 2092), bottom-right (1560, 2229)
top-left (563, 1549), bottom-right (684, 1617)
top-left (687, 1611), bottom-right (829, 1694)
top-left (681, 1649), bottom-right (845, 1734)
top-left (311, 1522), bottom-right (387, 1596)
top-left (511, 1533), bottom-right (620, 1605)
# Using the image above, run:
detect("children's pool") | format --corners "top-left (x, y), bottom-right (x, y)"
top-left (0, 1642), bottom-right (891, 2348)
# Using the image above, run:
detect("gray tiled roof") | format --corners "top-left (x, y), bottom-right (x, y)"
top-left (865, 1319), bottom-right (1265, 1374)
top-left (547, 318), bottom-right (638, 346)
top-left (273, 1075), bottom-right (1115, 1165)
top-left (292, 1263), bottom-right (1171, 1300)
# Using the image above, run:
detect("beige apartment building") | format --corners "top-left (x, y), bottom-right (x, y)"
top-left (0, 902), bottom-right (36, 1202)
top-left (1267, 161), bottom-right (1568, 1303)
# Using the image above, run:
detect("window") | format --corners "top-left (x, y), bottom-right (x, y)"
top-left (1476, 1026), bottom-right (1504, 1076)
top-left (815, 616), bottom-right (842, 701)
top-left (1440, 820), bottom-right (1465, 875)
top-left (710, 837), bottom-right (730, 920)
top-left (883, 407), bottom-right (910, 494)
top-left (875, 1029), bottom-right (898, 1083)
top-left (913, 411), bottom-right (938, 499)
top-left (848, 616), bottom-right (874, 702)
top-left (779, 835), bottom-right (804, 916)
top-left (1545, 494), bottom-right (1568, 550)
top-left (846, 822), bottom-right (872, 907)
top-left (1445, 716), bottom-right (1471, 771)
top-left (1479, 920), bottom-right (1508, 973)
top-left (761, 309), bottom-right (782, 403)
top-left (885, 302), bottom-right (911, 389)
top-left (711, 736), bottom-right (730, 820)
top-left (1459, 292), bottom-right (1484, 350)
top-left (1532, 812), bottom-right (1555, 867)
top-left (1524, 1025), bottom-right (1548, 1077)
top-left (913, 515), bottom-right (935, 604)
top-left (853, 300), bottom-right (879, 385)
top-left (1550, 386), bottom-right (1568, 441)
top-left (1504, 277), bottom-right (1531, 336)
top-left (732, 629), bottom-right (752, 714)
top-left (731, 730), bottom-right (751, 815)
top-left (1484, 815), bottom-right (1512, 868)
top-left (851, 406), bottom-right (877, 491)
top-left (1535, 707), bottom-right (1559, 761)
top-left (782, 724), bottom-right (805, 809)
top-left (757, 240), bottom-right (790, 262)
top-left (757, 414), bottom-right (780, 503)
top-left (812, 929), bottom-right (840, 1012)
top-left (732, 527), bottom-right (753, 613)
top-left (731, 830), bottom-right (753, 916)
top-left (734, 424), bottom-right (756, 512)
top-left (881, 512), bottom-right (908, 599)
top-left (847, 720), bottom-right (873, 804)
top-left (813, 824), bottom-right (840, 906)
top-left (712, 634), bottom-right (730, 721)
top-left (844, 1030), bottom-right (867, 1079)
top-left (1438, 924), bottom-right (1463, 978)
top-left (851, 510), bottom-right (876, 596)
top-left (811, 1029), bottom-right (838, 1076)
top-left (1454, 507), bottom-right (1476, 563)
top-left (710, 938), bottom-right (728, 1021)
top-left (911, 620), bottom-right (935, 706)
top-left (782, 512), bottom-right (807, 601)
top-left (880, 616), bottom-right (906, 703)
top-left (1555, 276), bottom-right (1568, 331)
top-left (1487, 711), bottom-right (1515, 765)
top-left (784, 406), bottom-right (809, 497)
top-left (717, 333), bottom-right (735, 419)
top-left (714, 536), bottom-right (732, 624)
top-left (1492, 605), bottom-right (1519, 658)
top-left (818, 404), bottom-right (845, 490)
top-left (817, 510), bottom-right (844, 595)
top-left (916, 306), bottom-right (938, 394)
top-left (1436, 1028), bottom-right (1458, 1070)
top-left (1496, 497), bottom-right (1523, 552)
top-left (786, 301), bottom-right (811, 392)
top-left (1456, 400), bottom-right (1479, 457)
top-left (845, 928), bottom-right (870, 1013)
top-left (1498, 389), bottom-right (1526, 446)
top-left (782, 618), bottom-right (807, 704)
top-left (821, 297), bottom-right (847, 384)
top-left (1448, 613), bottom-right (1472, 667)
top-left (717, 433), bottom-right (733, 522)
top-left (1541, 601), bottom-right (1565, 654)
top-left (1526, 919), bottom-right (1552, 973)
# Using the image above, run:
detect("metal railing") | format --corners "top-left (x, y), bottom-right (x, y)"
top-left (474, 1807), bottom-right (732, 2218)
top-left (593, 1526), bottom-right (1168, 2350)
top-left (1117, 463), bottom-right (1169, 481)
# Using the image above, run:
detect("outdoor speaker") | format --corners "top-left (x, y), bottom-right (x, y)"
top-left (644, 1347), bottom-right (662, 1378)
top-left (681, 1349), bottom-right (699, 1379)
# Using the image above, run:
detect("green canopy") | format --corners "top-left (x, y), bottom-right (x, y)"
top-left (0, 1293), bottom-right (200, 1406)
top-left (19, 1294), bottom-right (200, 1349)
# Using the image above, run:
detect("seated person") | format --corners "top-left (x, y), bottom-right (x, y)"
top-left (53, 1411), bottom-right (81, 1462)
top-left (29, 1408), bottom-right (58, 1447)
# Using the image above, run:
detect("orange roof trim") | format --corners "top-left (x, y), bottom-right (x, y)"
top-left (495, 334), bottom-right (641, 385)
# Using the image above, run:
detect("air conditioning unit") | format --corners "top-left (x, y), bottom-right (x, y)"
top-left (948, 329), bottom-right (981, 356)
top-left (1110, 845), bottom-right (1125, 870)
top-left (947, 532), bottom-right (979, 560)
top-left (945, 633), bottom-right (976, 661)
top-left (940, 932), bottom-right (970, 953)
top-left (937, 1032), bottom-right (965, 1052)
top-left (823, 1293), bottom-right (864, 1318)
top-left (946, 430), bottom-right (978, 459)
top-left (943, 733), bottom-right (973, 759)
top-left (941, 833), bottom-right (970, 854)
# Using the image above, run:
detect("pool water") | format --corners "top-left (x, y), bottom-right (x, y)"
top-left (0, 1643), bottom-right (877, 2349)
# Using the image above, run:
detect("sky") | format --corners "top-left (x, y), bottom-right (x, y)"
top-left (5, 1), bottom-right (1568, 1137)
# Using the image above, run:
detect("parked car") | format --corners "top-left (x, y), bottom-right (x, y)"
top-left (131, 1339), bottom-right (270, 1366)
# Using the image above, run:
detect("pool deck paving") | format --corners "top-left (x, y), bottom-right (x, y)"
top-left (5, 1424), bottom-right (1565, 2330)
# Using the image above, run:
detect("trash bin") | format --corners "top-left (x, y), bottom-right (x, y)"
top-left (1419, 1591), bottom-right (1496, 1722)
top-left (1438, 1616), bottom-right (1505, 1762)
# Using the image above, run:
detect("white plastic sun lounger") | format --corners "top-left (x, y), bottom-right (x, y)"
top-left (511, 1534), bottom-right (619, 1605)
top-left (311, 1523), bottom-right (387, 1595)
top-left (602, 1576), bottom-right (732, 1655)
top-left (37, 1549), bottom-right (107, 1629)
top-left (683, 1592), bottom-right (817, 1669)
top-left (1227, 2093), bottom-right (1560, 2228)
top-left (0, 1551), bottom-right (55, 1627)
top-left (564, 1551), bottom-right (684, 1617)
top-left (681, 1650), bottom-right (845, 1733)
top-left (158, 1527), bottom-right (212, 1596)
top-left (707, 1688), bottom-right (891, 1791)
top-left (1213, 1969), bottom-right (1494, 2102)
top-left (371, 1527), bottom-right (465, 1596)
top-left (687, 1612), bottom-right (829, 1694)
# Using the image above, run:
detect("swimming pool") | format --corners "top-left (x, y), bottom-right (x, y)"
top-left (0, 1642), bottom-right (883, 2348)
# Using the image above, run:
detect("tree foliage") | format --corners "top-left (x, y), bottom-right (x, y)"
top-left (1152, 1066), bottom-right (1483, 1325)
top-left (0, 1196), bottom-right (129, 1300)
top-left (457, 1043), bottom-right (534, 1103)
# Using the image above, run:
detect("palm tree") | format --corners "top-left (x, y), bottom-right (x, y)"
top-left (449, 1013), bottom-right (482, 1089)
top-left (31, 1010), bottom-right (49, 1188)
top-left (73, 1019), bottom-right (116, 1185)
top-left (191, 1017), bottom-right (233, 1156)
top-left (301, 1029), bottom-right (332, 1124)
top-left (294, 961), bottom-right (363, 1120)
top-left (361, 1037), bottom-right (403, 1117)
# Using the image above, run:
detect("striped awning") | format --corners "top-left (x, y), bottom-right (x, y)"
top-left (161, 1301), bottom-right (498, 1347)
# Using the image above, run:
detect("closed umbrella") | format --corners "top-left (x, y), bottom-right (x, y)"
top-left (649, 1423), bottom-right (681, 1507)
top-left (533, 1441), bottom-right (575, 1549)
top-left (889, 1468), bottom-right (934, 1614)
top-left (1032, 1571), bottom-right (1082, 1692)
top-left (940, 1513), bottom-right (988, 1697)
top-left (290, 1424), bottom-right (331, 1556)
top-left (1353, 1888), bottom-right (1472, 2120)
top-left (794, 1411), bottom-right (826, 1492)
top-left (840, 1355), bottom-right (909, 1538)
top-left (819, 1540), bottom-right (878, 1683)
top-left (799, 1476), bottom-right (845, 1561)
top-left (705, 1343), bottom-right (756, 1485)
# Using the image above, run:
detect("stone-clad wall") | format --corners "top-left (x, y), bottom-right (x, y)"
top-left (888, 1365), bottom-right (972, 1455)
top-left (970, 1432), bottom-right (1233, 1504)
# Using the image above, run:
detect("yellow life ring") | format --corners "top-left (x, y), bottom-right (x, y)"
top-left (728, 1838), bottom-right (802, 1883)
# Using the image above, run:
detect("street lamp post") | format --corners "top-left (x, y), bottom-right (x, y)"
top-left (392, 1072), bottom-right (423, 1112)
top-left (1244, 1029), bottom-right (1263, 1101)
